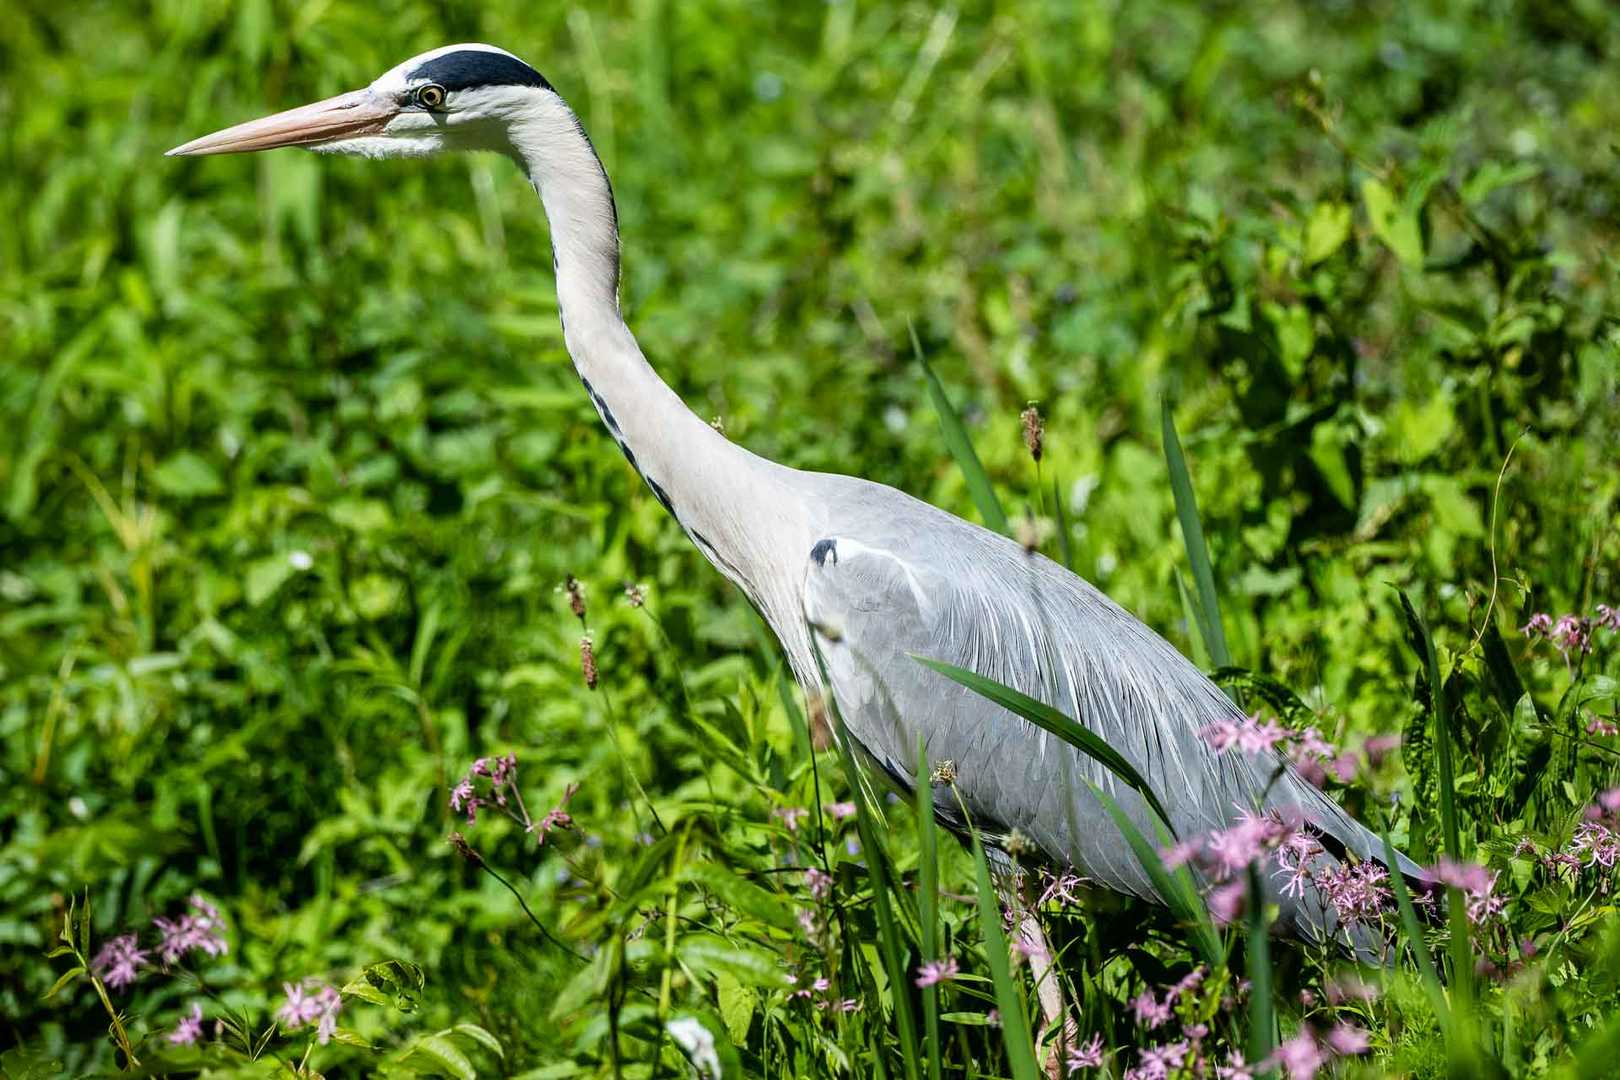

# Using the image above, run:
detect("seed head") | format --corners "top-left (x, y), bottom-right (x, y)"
top-left (1016, 513), bottom-right (1054, 554)
top-left (564, 575), bottom-right (586, 620)
top-left (1004, 828), bottom-right (1035, 857)
top-left (623, 582), bottom-right (648, 608)
top-left (447, 832), bottom-right (483, 866)
top-left (1021, 403), bottom-right (1044, 462)
top-left (929, 759), bottom-right (958, 785)
top-left (580, 634), bottom-right (598, 690)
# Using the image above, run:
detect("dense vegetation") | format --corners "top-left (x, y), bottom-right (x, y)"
top-left (3, 1), bottom-right (1618, 1076)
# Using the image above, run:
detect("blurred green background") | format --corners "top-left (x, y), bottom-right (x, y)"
top-left (3, 0), bottom-right (1617, 1073)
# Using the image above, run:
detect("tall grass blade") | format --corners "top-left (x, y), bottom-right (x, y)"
top-left (916, 741), bottom-right (944, 1080)
top-left (1161, 399), bottom-right (1231, 669)
top-left (1383, 833), bottom-right (1449, 1024)
top-left (1083, 780), bottom-right (1223, 968)
top-left (1052, 474), bottom-right (1075, 570)
top-left (969, 835), bottom-right (1040, 1080)
top-left (913, 324), bottom-right (1009, 535)
top-left (1395, 590), bottom-right (1472, 1009)
top-left (1244, 865), bottom-right (1276, 1070)
top-left (911, 655), bottom-right (1176, 833)
top-left (1175, 569), bottom-right (1212, 669)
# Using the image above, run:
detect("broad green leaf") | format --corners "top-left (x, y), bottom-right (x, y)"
top-left (402, 1033), bottom-right (476, 1080)
top-left (677, 934), bottom-right (789, 989)
top-left (245, 555), bottom-right (297, 606)
top-left (1361, 177), bottom-right (1424, 268)
top-left (152, 451), bottom-right (223, 497)
top-left (1304, 200), bottom-right (1352, 264)
top-left (715, 972), bottom-right (756, 1045)
top-left (452, 1024), bottom-right (504, 1059)
top-left (681, 863), bottom-right (797, 930)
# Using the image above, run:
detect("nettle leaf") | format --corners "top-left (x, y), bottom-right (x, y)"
top-left (152, 451), bottom-right (224, 497)
top-left (1304, 200), bottom-right (1352, 264)
top-left (401, 1033), bottom-right (475, 1080)
top-left (1361, 177), bottom-right (1425, 269)
top-left (677, 934), bottom-right (789, 989)
top-left (355, 958), bottom-right (425, 1012)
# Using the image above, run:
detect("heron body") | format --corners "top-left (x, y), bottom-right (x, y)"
top-left (170, 44), bottom-right (1413, 952)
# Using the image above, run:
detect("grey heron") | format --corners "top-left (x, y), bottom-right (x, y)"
top-left (169, 42), bottom-right (1418, 1036)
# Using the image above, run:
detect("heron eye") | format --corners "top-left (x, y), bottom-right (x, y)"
top-left (414, 84), bottom-right (447, 109)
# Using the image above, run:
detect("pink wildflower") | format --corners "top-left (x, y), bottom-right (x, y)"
top-left (1199, 713), bottom-right (1289, 755)
top-left (1552, 615), bottom-right (1593, 655)
top-left (1206, 810), bottom-right (1293, 878)
top-left (1160, 838), bottom-right (1203, 870)
top-left (91, 934), bottom-right (147, 990)
top-left (1267, 1031), bottom-right (1327, 1079)
top-left (1274, 833), bottom-right (1325, 899)
top-left (1571, 823), bottom-right (1619, 869)
top-left (152, 894), bottom-right (228, 966)
top-left (1137, 1040), bottom-right (1190, 1077)
top-left (168, 1003), bottom-right (204, 1046)
top-left (1168, 965), bottom-right (1207, 1001)
top-left (1362, 733), bottom-right (1401, 767)
top-left (1216, 1056), bottom-right (1255, 1080)
top-left (533, 783), bottom-right (578, 845)
top-left (1066, 1032), bottom-right (1104, 1071)
top-left (805, 867), bottom-right (832, 900)
top-left (277, 981), bottom-right (342, 1044)
top-left (914, 956), bottom-right (960, 987)
top-left (1037, 870), bottom-right (1088, 907)
top-left (1521, 613), bottom-right (1553, 637)
top-left (1010, 936), bottom-right (1051, 967)
top-left (1316, 861), bottom-right (1391, 927)
top-left (1326, 1024), bottom-right (1370, 1055)
top-left (1129, 990), bottom-right (1172, 1029)
top-left (1588, 715), bottom-right (1619, 737)
top-left (1325, 974), bottom-right (1376, 1004)
top-left (1543, 850), bottom-right (1583, 880)
top-left (787, 974), bottom-right (830, 1000)
top-left (1597, 604), bottom-right (1620, 632)
top-left (773, 806), bottom-right (810, 832)
top-left (823, 801), bottom-right (857, 821)
top-left (472, 753), bottom-right (518, 787)
top-left (450, 779), bottom-right (478, 822)
top-left (1433, 858), bottom-right (1505, 923)
top-left (1208, 880), bottom-right (1248, 926)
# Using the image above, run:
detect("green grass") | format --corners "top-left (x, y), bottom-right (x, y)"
top-left (4, 1), bottom-right (1620, 1076)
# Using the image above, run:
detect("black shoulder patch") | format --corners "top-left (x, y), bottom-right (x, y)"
top-left (810, 538), bottom-right (838, 567)
top-left (409, 50), bottom-right (553, 93)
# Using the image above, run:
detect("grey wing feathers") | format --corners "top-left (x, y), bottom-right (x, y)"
top-left (801, 511), bottom-right (1415, 946)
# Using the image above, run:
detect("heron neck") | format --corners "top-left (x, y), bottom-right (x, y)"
top-left (507, 99), bottom-right (813, 621)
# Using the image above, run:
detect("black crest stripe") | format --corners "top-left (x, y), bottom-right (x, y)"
top-left (408, 50), bottom-right (553, 92)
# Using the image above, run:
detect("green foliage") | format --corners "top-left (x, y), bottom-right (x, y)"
top-left (3, 0), bottom-right (1620, 1077)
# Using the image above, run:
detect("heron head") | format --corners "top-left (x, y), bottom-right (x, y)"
top-left (166, 44), bottom-right (554, 159)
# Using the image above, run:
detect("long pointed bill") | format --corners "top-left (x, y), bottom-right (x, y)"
top-left (166, 89), bottom-right (397, 156)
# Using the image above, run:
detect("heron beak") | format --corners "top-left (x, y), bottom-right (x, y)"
top-left (166, 89), bottom-right (397, 156)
